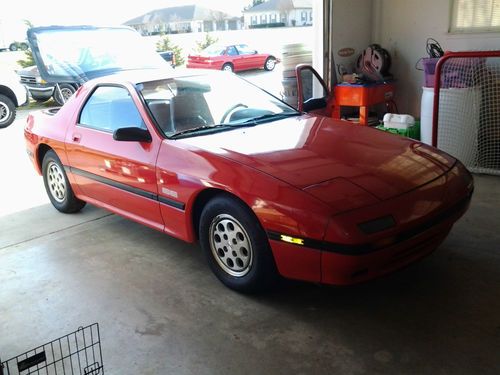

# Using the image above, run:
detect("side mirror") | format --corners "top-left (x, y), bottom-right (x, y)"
top-left (253, 50), bottom-right (258, 54)
top-left (113, 127), bottom-right (152, 143)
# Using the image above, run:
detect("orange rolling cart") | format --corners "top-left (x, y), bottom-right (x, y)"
top-left (333, 82), bottom-right (395, 126)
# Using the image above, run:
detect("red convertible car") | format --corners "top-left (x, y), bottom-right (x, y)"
top-left (187, 43), bottom-right (279, 72)
top-left (25, 26), bottom-right (473, 292)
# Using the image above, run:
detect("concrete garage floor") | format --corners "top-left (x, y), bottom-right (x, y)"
top-left (0, 175), bottom-right (498, 374)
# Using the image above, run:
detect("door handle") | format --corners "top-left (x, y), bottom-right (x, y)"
top-left (72, 133), bottom-right (81, 143)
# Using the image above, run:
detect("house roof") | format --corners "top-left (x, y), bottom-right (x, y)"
top-left (244, 0), bottom-right (312, 13)
top-left (124, 5), bottom-right (231, 26)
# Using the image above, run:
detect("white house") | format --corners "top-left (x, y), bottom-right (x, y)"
top-left (243, 0), bottom-right (312, 28)
top-left (124, 5), bottom-right (242, 35)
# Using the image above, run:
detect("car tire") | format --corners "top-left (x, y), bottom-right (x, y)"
top-left (20, 42), bottom-right (29, 51)
top-left (42, 150), bottom-right (86, 213)
top-left (9, 43), bottom-right (17, 52)
top-left (0, 94), bottom-right (16, 128)
top-left (264, 57), bottom-right (276, 71)
top-left (222, 63), bottom-right (234, 73)
top-left (53, 84), bottom-right (77, 106)
top-left (199, 194), bottom-right (277, 293)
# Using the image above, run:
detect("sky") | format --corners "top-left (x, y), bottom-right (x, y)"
top-left (1, 0), bottom-right (251, 38)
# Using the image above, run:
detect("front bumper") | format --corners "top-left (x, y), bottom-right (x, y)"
top-left (26, 85), bottom-right (54, 100)
top-left (268, 162), bottom-right (473, 285)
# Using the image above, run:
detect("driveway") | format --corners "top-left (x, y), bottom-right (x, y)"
top-left (0, 108), bottom-right (49, 217)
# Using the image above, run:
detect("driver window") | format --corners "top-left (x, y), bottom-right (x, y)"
top-left (299, 68), bottom-right (327, 103)
top-left (79, 86), bottom-right (146, 132)
top-left (226, 46), bottom-right (238, 56)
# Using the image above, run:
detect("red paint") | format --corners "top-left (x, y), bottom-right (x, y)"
top-left (24, 69), bottom-right (474, 286)
top-left (187, 44), bottom-right (278, 72)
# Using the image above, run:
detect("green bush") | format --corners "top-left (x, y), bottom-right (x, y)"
top-left (195, 33), bottom-right (219, 52)
top-left (17, 49), bottom-right (35, 68)
top-left (156, 35), bottom-right (185, 66)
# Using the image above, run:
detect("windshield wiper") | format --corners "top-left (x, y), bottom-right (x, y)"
top-left (170, 124), bottom-right (232, 138)
top-left (170, 112), bottom-right (301, 138)
top-left (236, 112), bottom-right (301, 125)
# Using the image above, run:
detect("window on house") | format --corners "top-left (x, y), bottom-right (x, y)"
top-left (251, 16), bottom-right (257, 25)
top-left (260, 14), bottom-right (267, 24)
top-left (450, 0), bottom-right (500, 33)
top-left (301, 11), bottom-right (307, 21)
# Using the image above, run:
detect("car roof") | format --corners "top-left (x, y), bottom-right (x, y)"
top-left (87, 67), bottom-right (224, 86)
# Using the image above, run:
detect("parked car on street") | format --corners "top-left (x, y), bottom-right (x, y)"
top-left (187, 43), bottom-right (279, 72)
top-left (25, 26), bottom-right (473, 293)
top-left (18, 65), bottom-right (79, 105)
top-left (0, 69), bottom-right (28, 127)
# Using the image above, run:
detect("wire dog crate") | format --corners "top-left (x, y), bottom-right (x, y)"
top-left (1, 323), bottom-right (103, 375)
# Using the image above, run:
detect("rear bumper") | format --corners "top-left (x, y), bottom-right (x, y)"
top-left (186, 62), bottom-right (220, 70)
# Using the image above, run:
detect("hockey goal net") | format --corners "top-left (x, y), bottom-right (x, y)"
top-left (432, 51), bottom-right (500, 175)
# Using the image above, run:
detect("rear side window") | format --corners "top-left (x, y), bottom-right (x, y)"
top-left (79, 86), bottom-right (146, 132)
top-left (236, 44), bottom-right (256, 55)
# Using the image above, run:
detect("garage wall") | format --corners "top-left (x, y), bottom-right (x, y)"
top-left (372, 0), bottom-right (500, 116)
top-left (331, 0), bottom-right (374, 79)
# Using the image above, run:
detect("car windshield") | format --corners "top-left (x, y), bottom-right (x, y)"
top-left (28, 26), bottom-right (170, 83)
top-left (138, 73), bottom-right (299, 138)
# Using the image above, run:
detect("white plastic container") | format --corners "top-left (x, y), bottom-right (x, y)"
top-left (383, 113), bottom-right (415, 129)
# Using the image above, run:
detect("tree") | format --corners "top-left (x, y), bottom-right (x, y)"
top-left (17, 19), bottom-right (35, 68)
top-left (244, 0), bottom-right (265, 11)
top-left (195, 33), bottom-right (219, 52)
top-left (156, 35), bottom-right (185, 66)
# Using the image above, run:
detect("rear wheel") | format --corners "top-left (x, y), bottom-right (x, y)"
top-left (9, 43), bottom-right (17, 51)
top-left (264, 57), bottom-right (276, 71)
top-left (199, 195), bottom-right (277, 293)
top-left (0, 94), bottom-right (16, 128)
top-left (42, 150), bottom-right (86, 213)
top-left (222, 63), bottom-right (234, 73)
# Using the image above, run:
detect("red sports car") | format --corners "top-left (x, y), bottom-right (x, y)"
top-left (187, 43), bottom-right (279, 73)
top-left (25, 26), bottom-right (473, 292)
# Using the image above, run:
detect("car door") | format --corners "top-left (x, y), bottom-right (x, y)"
top-left (65, 84), bottom-right (164, 230)
top-left (234, 44), bottom-right (261, 71)
top-left (295, 64), bottom-right (334, 117)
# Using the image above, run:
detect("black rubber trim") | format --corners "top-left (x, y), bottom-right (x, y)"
top-left (66, 166), bottom-right (185, 210)
top-left (158, 196), bottom-right (185, 210)
top-left (267, 191), bottom-right (472, 255)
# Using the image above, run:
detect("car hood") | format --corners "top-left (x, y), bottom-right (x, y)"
top-left (27, 25), bottom-right (170, 84)
top-left (182, 115), bottom-right (456, 201)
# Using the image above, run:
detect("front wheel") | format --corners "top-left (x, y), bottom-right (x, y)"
top-left (264, 57), bottom-right (276, 71)
top-left (199, 195), bottom-right (277, 293)
top-left (222, 63), bottom-right (234, 73)
top-left (53, 84), bottom-right (77, 106)
top-left (42, 150), bottom-right (86, 213)
top-left (0, 94), bottom-right (16, 128)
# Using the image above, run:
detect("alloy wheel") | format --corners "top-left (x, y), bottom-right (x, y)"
top-left (209, 214), bottom-right (253, 277)
top-left (47, 161), bottom-right (67, 203)
top-left (0, 102), bottom-right (10, 122)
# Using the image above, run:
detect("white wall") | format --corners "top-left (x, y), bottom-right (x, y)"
top-left (372, 0), bottom-right (500, 116)
top-left (330, 0), bottom-right (374, 81)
